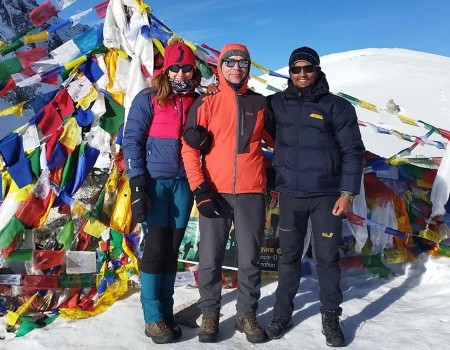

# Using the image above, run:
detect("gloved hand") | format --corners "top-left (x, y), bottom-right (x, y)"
top-left (183, 125), bottom-right (212, 154)
top-left (129, 175), bottom-right (152, 223)
top-left (193, 181), bottom-right (232, 218)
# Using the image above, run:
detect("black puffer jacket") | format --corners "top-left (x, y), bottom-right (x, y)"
top-left (270, 71), bottom-right (365, 197)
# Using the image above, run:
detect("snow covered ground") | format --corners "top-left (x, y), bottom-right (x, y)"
top-left (1, 48), bottom-right (450, 349)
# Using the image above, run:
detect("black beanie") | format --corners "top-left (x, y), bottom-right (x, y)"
top-left (289, 47), bottom-right (320, 67)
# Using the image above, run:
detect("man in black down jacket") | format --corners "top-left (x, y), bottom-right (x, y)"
top-left (265, 47), bottom-right (365, 347)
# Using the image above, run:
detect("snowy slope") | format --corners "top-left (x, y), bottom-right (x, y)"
top-left (249, 48), bottom-right (450, 159)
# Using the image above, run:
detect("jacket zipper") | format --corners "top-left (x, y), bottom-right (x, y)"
top-left (232, 93), bottom-right (240, 194)
top-left (174, 95), bottom-right (183, 178)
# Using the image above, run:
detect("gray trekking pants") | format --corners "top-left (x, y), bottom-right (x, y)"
top-left (196, 193), bottom-right (265, 317)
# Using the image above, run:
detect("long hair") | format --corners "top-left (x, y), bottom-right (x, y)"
top-left (151, 69), bottom-right (202, 107)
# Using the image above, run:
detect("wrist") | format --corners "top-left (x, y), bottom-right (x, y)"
top-left (340, 191), bottom-right (355, 203)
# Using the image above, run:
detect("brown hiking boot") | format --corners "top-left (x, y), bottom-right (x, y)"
top-left (198, 315), bottom-right (219, 343)
top-left (144, 320), bottom-right (175, 344)
top-left (235, 315), bottom-right (267, 343)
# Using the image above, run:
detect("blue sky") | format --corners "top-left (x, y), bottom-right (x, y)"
top-left (37, 0), bottom-right (450, 70)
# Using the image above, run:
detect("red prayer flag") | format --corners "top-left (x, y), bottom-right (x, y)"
top-left (345, 211), bottom-right (366, 227)
top-left (15, 193), bottom-right (49, 228)
top-left (29, 1), bottom-right (59, 27)
top-left (38, 103), bottom-right (62, 137)
top-left (23, 275), bottom-right (59, 291)
top-left (438, 128), bottom-right (450, 141)
top-left (94, 0), bottom-right (110, 19)
top-left (16, 46), bottom-right (48, 68)
top-left (0, 78), bottom-right (16, 97)
top-left (51, 88), bottom-right (74, 118)
top-left (33, 250), bottom-right (65, 270)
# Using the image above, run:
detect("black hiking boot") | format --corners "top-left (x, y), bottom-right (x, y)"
top-left (322, 310), bottom-right (346, 347)
top-left (235, 315), bottom-right (267, 343)
top-left (144, 320), bottom-right (175, 344)
top-left (198, 315), bottom-right (219, 343)
top-left (165, 318), bottom-right (182, 339)
top-left (265, 315), bottom-right (293, 339)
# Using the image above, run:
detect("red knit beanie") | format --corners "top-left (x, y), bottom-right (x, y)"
top-left (163, 42), bottom-right (196, 72)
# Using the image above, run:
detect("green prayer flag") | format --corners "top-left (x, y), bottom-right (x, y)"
top-left (59, 274), bottom-right (96, 288)
top-left (57, 216), bottom-right (74, 251)
top-left (0, 56), bottom-right (23, 82)
top-left (5, 249), bottom-right (32, 262)
top-left (0, 216), bottom-right (25, 249)
top-left (361, 253), bottom-right (391, 277)
top-left (0, 40), bottom-right (25, 57)
top-left (337, 92), bottom-right (359, 106)
top-left (100, 96), bottom-right (125, 135)
top-left (26, 147), bottom-right (41, 180)
top-left (16, 314), bottom-right (58, 337)
top-left (110, 228), bottom-right (124, 258)
top-left (60, 142), bottom-right (86, 187)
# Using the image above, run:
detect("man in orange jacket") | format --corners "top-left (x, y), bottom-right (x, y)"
top-left (181, 43), bottom-right (274, 344)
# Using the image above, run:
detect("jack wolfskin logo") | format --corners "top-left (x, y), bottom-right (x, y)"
top-left (310, 113), bottom-right (323, 120)
top-left (322, 232), bottom-right (334, 238)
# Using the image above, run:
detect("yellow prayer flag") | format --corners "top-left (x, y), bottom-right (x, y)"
top-left (7, 292), bottom-right (39, 326)
top-left (83, 216), bottom-right (108, 238)
top-left (64, 55), bottom-right (87, 71)
top-left (0, 40), bottom-right (7, 50)
top-left (359, 100), bottom-right (379, 112)
top-left (251, 61), bottom-right (270, 74)
top-left (419, 228), bottom-right (441, 243)
top-left (384, 249), bottom-right (407, 263)
top-left (0, 101), bottom-right (27, 117)
top-left (105, 167), bottom-right (120, 192)
top-left (251, 75), bottom-right (267, 84)
top-left (77, 87), bottom-right (98, 110)
top-left (391, 130), bottom-right (403, 140)
top-left (71, 201), bottom-right (87, 218)
top-left (23, 31), bottom-right (49, 44)
top-left (135, 0), bottom-right (151, 13)
top-left (152, 38), bottom-right (165, 56)
top-left (59, 117), bottom-right (79, 151)
top-left (416, 178), bottom-right (433, 189)
top-left (397, 114), bottom-right (418, 126)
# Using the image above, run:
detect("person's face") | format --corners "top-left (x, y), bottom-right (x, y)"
top-left (289, 60), bottom-right (318, 89)
top-left (221, 55), bottom-right (250, 84)
top-left (167, 64), bottom-right (194, 81)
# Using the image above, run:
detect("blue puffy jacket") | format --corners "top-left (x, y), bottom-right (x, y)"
top-left (123, 88), bottom-right (198, 180)
top-left (270, 71), bottom-right (365, 197)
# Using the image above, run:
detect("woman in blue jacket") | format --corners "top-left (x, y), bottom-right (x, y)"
top-left (122, 41), bottom-right (200, 344)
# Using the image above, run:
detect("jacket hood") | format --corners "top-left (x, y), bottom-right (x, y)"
top-left (217, 43), bottom-right (251, 95)
top-left (286, 70), bottom-right (330, 102)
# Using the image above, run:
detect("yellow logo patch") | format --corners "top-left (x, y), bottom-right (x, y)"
top-left (322, 232), bottom-right (334, 238)
top-left (310, 113), bottom-right (323, 120)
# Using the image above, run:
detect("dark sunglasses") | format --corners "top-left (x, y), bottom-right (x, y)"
top-left (289, 65), bottom-right (316, 74)
top-left (223, 58), bottom-right (250, 68)
top-left (168, 64), bottom-right (194, 73)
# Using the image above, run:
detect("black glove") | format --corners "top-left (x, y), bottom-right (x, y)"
top-left (193, 181), bottom-right (232, 218)
top-left (183, 125), bottom-right (212, 154)
top-left (129, 175), bottom-right (152, 223)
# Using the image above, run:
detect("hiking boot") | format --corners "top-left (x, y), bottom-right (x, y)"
top-left (265, 315), bottom-right (293, 339)
top-left (198, 316), bottom-right (219, 343)
top-left (145, 320), bottom-right (175, 344)
top-left (165, 318), bottom-right (182, 339)
top-left (322, 310), bottom-right (346, 347)
top-left (235, 315), bottom-right (267, 343)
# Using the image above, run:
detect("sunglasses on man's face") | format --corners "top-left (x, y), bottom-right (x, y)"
top-left (168, 64), bottom-right (194, 73)
top-left (223, 59), bottom-right (250, 68)
top-left (289, 65), bottom-right (316, 74)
